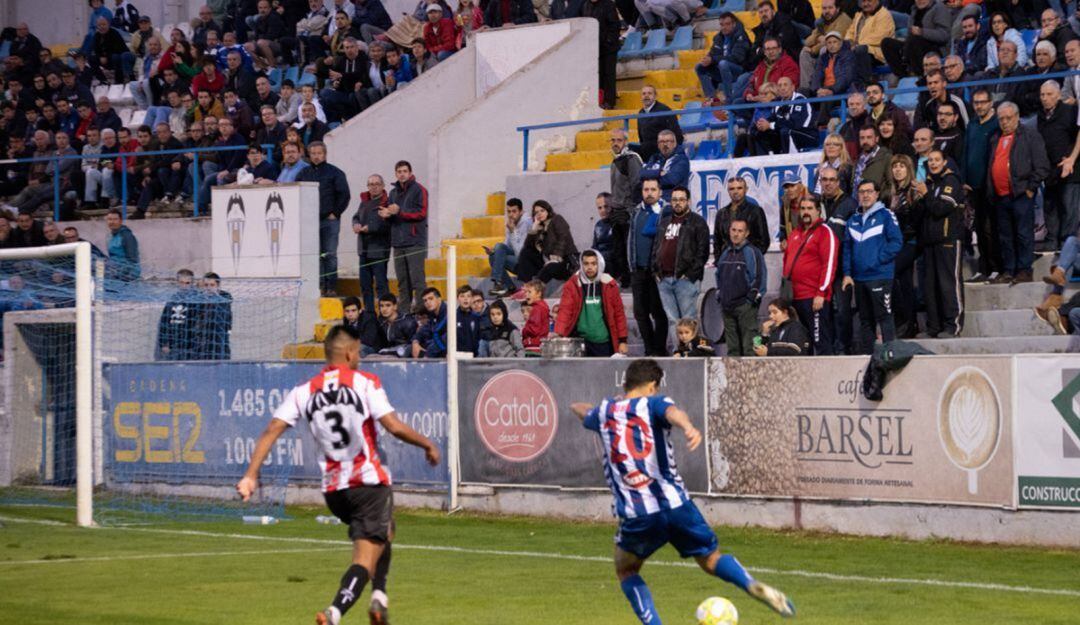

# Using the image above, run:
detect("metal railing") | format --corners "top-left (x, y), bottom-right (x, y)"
top-left (0, 143), bottom-right (275, 221)
top-left (517, 69), bottom-right (1080, 170)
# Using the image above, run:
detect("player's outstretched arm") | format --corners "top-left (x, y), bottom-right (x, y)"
top-left (379, 412), bottom-right (441, 466)
top-left (236, 419), bottom-right (290, 501)
top-left (570, 403), bottom-right (594, 421)
top-left (664, 406), bottom-right (702, 451)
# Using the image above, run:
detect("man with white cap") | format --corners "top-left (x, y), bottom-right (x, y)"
top-left (422, 3), bottom-right (457, 61)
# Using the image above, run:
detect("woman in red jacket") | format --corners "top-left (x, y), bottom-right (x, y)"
top-left (554, 249), bottom-right (629, 357)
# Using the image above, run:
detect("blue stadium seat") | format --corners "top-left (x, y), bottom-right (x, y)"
top-left (890, 11), bottom-right (909, 34)
top-left (653, 26), bottom-right (694, 56)
top-left (617, 31), bottom-right (643, 60)
top-left (0, 40), bottom-right (10, 58)
top-left (1021, 29), bottom-right (1039, 56)
top-left (268, 67), bottom-right (282, 87)
top-left (296, 68), bottom-right (316, 87)
top-left (284, 65), bottom-right (299, 85)
top-left (874, 64), bottom-right (893, 76)
top-left (892, 76), bottom-right (920, 111)
top-left (679, 101), bottom-right (709, 133)
top-left (694, 139), bottom-right (726, 160)
top-left (706, 0), bottom-right (743, 17)
top-left (626, 29), bottom-right (668, 59)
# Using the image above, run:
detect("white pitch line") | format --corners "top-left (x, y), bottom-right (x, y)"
top-left (0, 547), bottom-right (343, 566)
top-left (2, 514), bottom-right (1079, 598)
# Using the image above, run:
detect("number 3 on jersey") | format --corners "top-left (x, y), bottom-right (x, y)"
top-left (606, 415), bottom-right (653, 463)
top-left (319, 410), bottom-right (352, 449)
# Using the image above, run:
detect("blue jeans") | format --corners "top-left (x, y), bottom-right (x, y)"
top-left (320, 218), bottom-right (341, 292)
top-left (995, 193), bottom-right (1035, 275)
top-left (198, 167), bottom-right (226, 211)
top-left (1061, 236), bottom-right (1080, 275)
top-left (319, 88), bottom-right (353, 123)
top-left (656, 276), bottom-right (700, 326)
top-left (187, 160), bottom-right (218, 201)
top-left (695, 59), bottom-right (743, 100)
top-left (359, 254), bottom-right (389, 311)
top-left (144, 106), bottom-right (172, 129)
top-left (1069, 307), bottom-right (1080, 335)
top-left (488, 243), bottom-right (518, 288)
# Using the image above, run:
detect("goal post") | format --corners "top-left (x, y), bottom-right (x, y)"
top-left (0, 242), bottom-right (93, 526)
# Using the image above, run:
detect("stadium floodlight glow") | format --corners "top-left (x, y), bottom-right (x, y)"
top-left (0, 242), bottom-right (93, 526)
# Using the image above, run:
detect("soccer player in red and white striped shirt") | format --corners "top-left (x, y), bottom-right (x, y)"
top-left (237, 325), bottom-right (440, 625)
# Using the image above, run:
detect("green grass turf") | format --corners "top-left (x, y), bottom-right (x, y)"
top-left (0, 503), bottom-right (1078, 624)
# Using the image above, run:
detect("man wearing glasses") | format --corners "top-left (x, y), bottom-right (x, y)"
top-left (820, 167), bottom-right (858, 354)
top-left (963, 89), bottom-right (1000, 283)
top-left (841, 180), bottom-right (902, 353)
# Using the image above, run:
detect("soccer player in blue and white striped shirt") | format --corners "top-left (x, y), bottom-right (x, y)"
top-left (572, 359), bottom-right (795, 624)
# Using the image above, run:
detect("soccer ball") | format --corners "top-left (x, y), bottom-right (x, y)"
top-left (696, 596), bottom-right (739, 625)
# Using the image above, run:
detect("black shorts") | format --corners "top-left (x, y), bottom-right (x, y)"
top-left (323, 485), bottom-right (394, 543)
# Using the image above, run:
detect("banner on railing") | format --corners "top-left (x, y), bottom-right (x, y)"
top-left (104, 361), bottom-right (449, 488)
top-left (1014, 355), bottom-right (1080, 509)
top-left (458, 359), bottom-right (709, 492)
top-left (689, 151), bottom-right (821, 244)
top-left (706, 356), bottom-right (1014, 506)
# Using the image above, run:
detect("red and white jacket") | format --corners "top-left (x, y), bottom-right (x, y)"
top-left (782, 218), bottom-right (838, 301)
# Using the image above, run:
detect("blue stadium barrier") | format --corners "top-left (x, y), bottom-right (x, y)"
top-left (517, 69), bottom-right (1080, 170)
top-left (15, 143), bottom-right (275, 221)
top-left (617, 30), bottom-right (643, 60)
top-left (679, 101), bottom-right (710, 133)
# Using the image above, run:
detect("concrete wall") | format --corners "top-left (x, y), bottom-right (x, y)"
top-left (325, 44), bottom-right (478, 277)
top-left (505, 168), bottom-right (607, 255)
top-left (430, 19), bottom-right (600, 253)
top-left (57, 217), bottom-right (212, 276)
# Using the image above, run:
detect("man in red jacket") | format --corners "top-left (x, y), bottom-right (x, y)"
top-left (739, 36), bottom-right (799, 115)
top-left (782, 196), bottom-right (838, 355)
top-left (554, 250), bottom-right (629, 357)
top-left (423, 4), bottom-right (458, 61)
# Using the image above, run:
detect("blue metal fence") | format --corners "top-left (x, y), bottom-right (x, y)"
top-left (517, 69), bottom-right (1080, 170)
top-left (0, 143), bottom-right (275, 221)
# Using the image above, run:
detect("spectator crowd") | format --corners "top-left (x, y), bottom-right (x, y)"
top-left (6, 0), bottom-right (1080, 356)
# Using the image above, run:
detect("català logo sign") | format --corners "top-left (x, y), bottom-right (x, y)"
top-left (474, 370), bottom-right (558, 462)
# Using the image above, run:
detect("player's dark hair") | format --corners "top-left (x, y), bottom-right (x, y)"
top-left (343, 296), bottom-right (361, 310)
top-left (624, 359), bottom-right (664, 392)
top-left (324, 324), bottom-right (359, 353)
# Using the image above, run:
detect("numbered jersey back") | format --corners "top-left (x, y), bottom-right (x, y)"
top-left (583, 395), bottom-right (689, 519)
top-left (274, 365), bottom-right (395, 492)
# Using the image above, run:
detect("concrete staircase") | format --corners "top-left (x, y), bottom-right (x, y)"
top-left (281, 192), bottom-right (508, 359)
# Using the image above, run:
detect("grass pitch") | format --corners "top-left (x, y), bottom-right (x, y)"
top-left (0, 503), bottom-right (1078, 625)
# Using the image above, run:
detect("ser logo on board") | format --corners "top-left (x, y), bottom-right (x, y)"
top-left (474, 370), bottom-right (558, 462)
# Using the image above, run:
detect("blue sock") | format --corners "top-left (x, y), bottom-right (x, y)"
top-left (620, 574), bottom-right (662, 624)
top-left (713, 554), bottom-right (753, 591)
